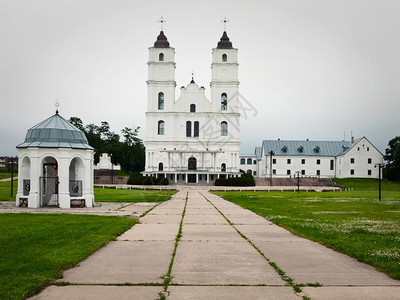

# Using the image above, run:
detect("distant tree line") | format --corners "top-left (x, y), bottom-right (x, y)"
top-left (69, 117), bottom-right (145, 173)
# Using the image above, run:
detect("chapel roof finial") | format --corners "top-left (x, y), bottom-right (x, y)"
top-left (190, 71), bottom-right (195, 83)
top-left (55, 100), bottom-right (60, 114)
top-left (154, 16), bottom-right (170, 48)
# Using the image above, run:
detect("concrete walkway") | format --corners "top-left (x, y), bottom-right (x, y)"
top-left (30, 189), bottom-right (400, 300)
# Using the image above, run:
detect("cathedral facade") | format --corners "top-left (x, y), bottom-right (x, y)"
top-left (143, 30), bottom-right (241, 183)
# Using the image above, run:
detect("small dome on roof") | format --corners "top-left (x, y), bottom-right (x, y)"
top-left (154, 31), bottom-right (170, 48)
top-left (17, 112), bottom-right (93, 150)
top-left (217, 31), bottom-right (233, 49)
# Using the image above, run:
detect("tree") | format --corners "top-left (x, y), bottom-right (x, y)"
top-left (384, 136), bottom-right (400, 181)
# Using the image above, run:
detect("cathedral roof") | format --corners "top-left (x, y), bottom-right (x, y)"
top-left (17, 111), bottom-right (93, 150)
top-left (217, 31), bottom-right (233, 49)
top-left (154, 31), bottom-right (170, 48)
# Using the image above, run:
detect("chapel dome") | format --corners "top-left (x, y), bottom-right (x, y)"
top-left (17, 111), bottom-right (93, 150)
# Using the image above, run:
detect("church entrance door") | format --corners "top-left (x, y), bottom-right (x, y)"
top-left (188, 157), bottom-right (197, 170)
top-left (188, 174), bottom-right (196, 183)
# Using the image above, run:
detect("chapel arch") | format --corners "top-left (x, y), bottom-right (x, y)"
top-left (20, 156), bottom-right (31, 196)
top-left (69, 157), bottom-right (84, 197)
top-left (40, 156), bottom-right (59, 206)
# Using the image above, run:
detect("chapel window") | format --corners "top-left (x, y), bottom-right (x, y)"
top-left (159, 53), bottom-right (164, 61)
top-left (158, 120), bottom-right (165, 135)
top-left (194, 121), bottom-right (199, 137)
top-left (221, 121), bottom-right (228, 136)
top-left (158, 92), bottom-right (164, 110)
top-left (190, 104), bottom-right (196, 112)
top-left (186, 121), bottom-right (192, 137)
top-left (222, 54), bottom-right (227, 62)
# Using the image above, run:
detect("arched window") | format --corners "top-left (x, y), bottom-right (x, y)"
top-left (222, 54), bottom-right (227, 62)
top-left (221, 163), bottom-right (226, 172)
top-left (240, 158), bottom-right (245, 165)
top-left (247, 169), bottom-right (252, 174)
top-left (158, 162), bottom-right (163, 171)
top-left (221, 93), bottom-right (227, 111)
top-left (188, 157), bottom-right (197, 170)
top-left (247, 158), bottom-right (252, 165)
top-left (158, 92), bottom-right (164, 110)
top-left (190, 104), bottom-right (196, 112)
top-left (186, 121), bottom-right (192, 137)
top-left (158, 120), bottom-right (165, 135)
top-left (221, 121), bottom-right (228, 136)
top-left (194, 121), bottom-right (199, 137)
top-left (159, 53), bottom-right (164, 61)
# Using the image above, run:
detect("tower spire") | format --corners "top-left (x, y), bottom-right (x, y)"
top-left (158, 16), bottom-right (166, 31)
top-left (221, 17), bottom-right (230, 31)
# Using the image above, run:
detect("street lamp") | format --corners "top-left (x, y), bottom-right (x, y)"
top-left (295, 171), bottom-right (300, 193)
top-left (374, 163), bottom-right (384, 201)
top-left (269, 151), bottom-right (274, 186)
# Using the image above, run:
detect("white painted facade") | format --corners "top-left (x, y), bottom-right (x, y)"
top-left (94, 153), bottom-right (121, 171)
top-left (16, 112), bottom-right (95, 208)
top-left (143, 31), bottom-right (241, 183)
top-left (243, 137), bottom-right (383, 179)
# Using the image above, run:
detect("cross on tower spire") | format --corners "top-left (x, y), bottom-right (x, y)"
top-left (158, 16), bottom-right (166, 31)
top-left (221, 17), bottom-right (230, 31)
top-left (191, 71), bottom-right (195, 83)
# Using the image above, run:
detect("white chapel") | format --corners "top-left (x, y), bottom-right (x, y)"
top-left (143, 28), bottom-right (241, 183)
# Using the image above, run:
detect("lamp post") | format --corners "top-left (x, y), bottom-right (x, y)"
top-left (269, 151), bottom-right (274, 186)
top-left (295, 171), bottom-right (300, 193)
top-left (375, 163), bottom-right (384, 201)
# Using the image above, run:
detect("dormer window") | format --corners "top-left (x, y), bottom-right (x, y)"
top-left (190, 104), bottom-right (196, 112)
top-left (314, 146), bottom-right (320, 153)
top-left (222, 54), bottom-right (227, 62)
top-left (282, 146), bottom-right (287, 153)
top-left (159, 53), bottom-right (164, 61)
top-left (221, 93), bottom-right (227, 111)
top-left (298, 146), bottom-right (303, 153)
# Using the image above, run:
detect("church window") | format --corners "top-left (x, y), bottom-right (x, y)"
top-left (317, 159), bottom-right (320, 165)
top-left (186, 121), bottom-right (192, 137)
top-left (158, 162), bottom-right (163, 171)
top-left (247, 169), bottom-right (252, 174)
top-left (301, 159), bottom-right (305, 164)
top-left (253, 171), bottom-right (257, 176)
top-left (330, 159), bottom-right (334, 170)
top-left (221, 163), bottom-right (226, 172)
top-left (159, 53), bottom-right (164, 61)
top-left (282, 146), bottom-right (287, 153)
top-left (158, 121), bottom-right (165, 135)
top-left (350, 169), bottom-right (355, 175)
top-left (222, 54), bottom-right (227, 62)
top-left (253, 160), bottom-right (257, 164)
top-left (350, 158), bottom-right (355, 164)
top-left (194, 121), bottom-right (199, 137)
top-left (368, 158), bottom-right (372, 164)
top-left (314, 146), bottom-right (320, 153)
top-left (190, 104), bottom-right (196, 112)
top-left (301, 170), bottom-right (305, 175)
top-left (287, 159), bottom-right (291, 164)
top-left (273, 169), bottom-right (276, 174)
top-left (368, 170), bottom-right (372, 175)
top-left (316, 170), bottom-right (320, 176)
top-left (367, 147), bottom-right (370, 151)
top-left (273, 159), bottom-right (276, 164)
top-left (247, 158), bottom-right (252, 164)
top-left (221, 93), bottom-right (227, 111)
top-left (221, 121), bottom-right (228, 136)
top-left (287, 170), bottom-right (291, 175)
top-left (240, 158), bottom-right (245, 165)
top-left (158, 92), bottom-right (164, 110)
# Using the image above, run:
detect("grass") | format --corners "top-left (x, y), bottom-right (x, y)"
top-left (0, 180), bottom-right (17, 201)
top-left (94, 187), bottom-right (176, 202)
top-left (0, 213), bottom-right (136, 300)
top-left (213, 178), bottom-right (400, 280)
top-left (0, 172), bottom-right (14, 180)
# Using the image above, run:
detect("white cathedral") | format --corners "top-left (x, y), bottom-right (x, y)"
top-left (143, 29), bottom-right (241, 184)
top-left (143, 26), bottom-right (384, 184)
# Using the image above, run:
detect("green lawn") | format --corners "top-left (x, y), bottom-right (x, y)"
top-left (213, 178), bottom-right (400, 280)
top-left (0, 172), bottom-right (14, 180)
top-left (0, 180), bottom-right (17, 201)
top-left (0, 214), bottom-right (136, 300)
top-left (94, 186), bottom-right (176, 202)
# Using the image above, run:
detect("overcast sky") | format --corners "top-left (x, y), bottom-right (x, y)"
top-left (1, 0), bottom-right (399, 156)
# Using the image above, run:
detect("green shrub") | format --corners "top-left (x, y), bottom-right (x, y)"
top-left (127, 172), bottom-right (169, 185)
top-left (215, 173), bottom-right (255, 186)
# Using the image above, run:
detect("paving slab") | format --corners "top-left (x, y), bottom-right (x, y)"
top-left (226, 213), bottom-right (270, 225)
top-left (167, 286), bottom-right (300, 300)
top-left (29, 286), bottom-right (163, 300)
top-left (185, 207), bottom-right (220, 215)
top-left (181, 224), bottom-right (243, 242)
top-left (171, 241), bottom-right (284, 285)
top-left (302, 286), bottom-right (400, 300)
top-left (183, 213), bottom-right (228, 224)
top-left (118, 223), bottom-right (179, 241)
top-left (60, 241), bottom-right (174, 284)
top-left (236, 224), bottom-right (300, 241)
top-left (140, 214), bottom-right (182, 224)
top-left (255, 239), bottom-right (400, 286)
